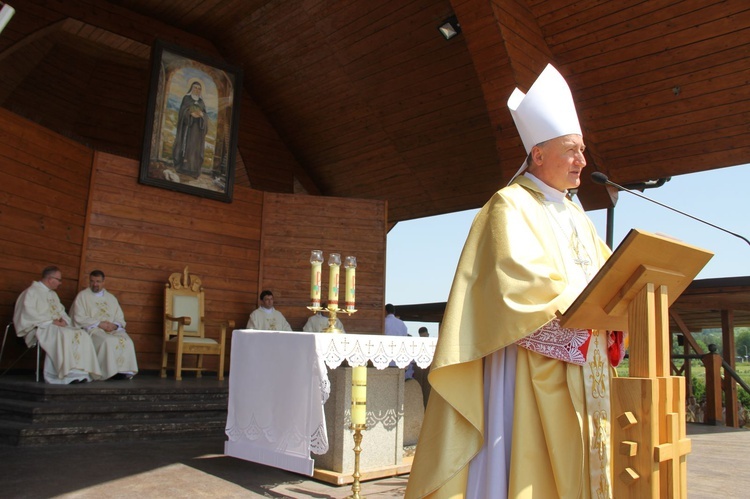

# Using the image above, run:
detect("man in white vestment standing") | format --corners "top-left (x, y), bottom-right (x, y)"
top-left (71, 270), bottom-right (139, 380)
top-left (246, 290), bottom-right (292, 331)
top-left (407, 65), bottom-right (625, 498)
top-left (13, 266), bottom-right (101, 384)
top-left (385, 303), bottom-right (413, 378)
top-left (303, 303), bottom-right (345, 332)
top-left (384, 303), bottom-right (408, 336)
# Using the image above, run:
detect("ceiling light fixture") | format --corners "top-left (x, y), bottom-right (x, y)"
top-left (0, 3), bottom-right (15, 35)
top-left (438, 15), bottom-right (461, 41)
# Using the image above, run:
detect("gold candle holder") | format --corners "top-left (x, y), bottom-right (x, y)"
top-left (349, 364), bottom-right (367, 499)
top-left (348, 423), bottom-right (367, 499)
top-left (306, 304), bottom-right (357, 333)
top-left (306, 251), bottom-right (357, 332)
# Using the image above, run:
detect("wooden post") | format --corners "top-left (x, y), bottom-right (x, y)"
top-left (703, 347), bottom-right (723, 425)
top-left (721, 310), bottom-right (738, 427)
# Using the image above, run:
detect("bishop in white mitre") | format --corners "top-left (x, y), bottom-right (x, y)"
top-left (71, 270), bottom-right (138, 380)
top-left (13, 266), bottom-right (101, 384)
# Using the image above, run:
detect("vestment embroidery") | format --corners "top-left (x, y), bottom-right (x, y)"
top-left (517, 318), bottom-right (591, 366)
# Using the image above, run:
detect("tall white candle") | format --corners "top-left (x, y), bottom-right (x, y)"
top-left (310, 250), bottom-right (323, 307)
top-left (328, 253), bottom-right (341, 309)
top-left (344, 256), bottom-right (357, 310)
top-left (351, 365), bottom-right (367, 425)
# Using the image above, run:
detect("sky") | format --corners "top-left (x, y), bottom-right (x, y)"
top-left (385, 163), bottom-right (749, 336)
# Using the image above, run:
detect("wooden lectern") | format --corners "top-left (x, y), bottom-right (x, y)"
top-left (559, 229), bottom-right (713, 498)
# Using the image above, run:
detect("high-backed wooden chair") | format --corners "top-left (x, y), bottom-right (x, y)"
top-left (161, 267), bottom-right (234, 380)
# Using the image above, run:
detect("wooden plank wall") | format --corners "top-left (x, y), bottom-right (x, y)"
top-left (0, 108), bottom-right (389, 372)
top-left (0, 108), bottom-right (92, 339)
top-left (80, 152), bottom-right (264, 371)
top-left (259, 193), bottom-right (387, 335)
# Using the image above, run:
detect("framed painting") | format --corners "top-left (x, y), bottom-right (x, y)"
top-left (140, 40), bottom-right (242, 202)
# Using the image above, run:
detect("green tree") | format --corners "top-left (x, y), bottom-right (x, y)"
top-left (736, 329), bottom-right (750, 361)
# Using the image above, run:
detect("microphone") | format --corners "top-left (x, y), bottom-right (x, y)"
top-left (591, 171), bottom-right (750, 247)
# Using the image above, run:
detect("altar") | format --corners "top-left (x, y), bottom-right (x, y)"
top-left (224, 330), bottom-right (437, 478)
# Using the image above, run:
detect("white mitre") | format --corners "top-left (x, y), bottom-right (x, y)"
top-left (507, 64), bottom-right (582, 183)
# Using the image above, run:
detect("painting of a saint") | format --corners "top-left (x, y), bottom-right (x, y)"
top-left (140, 41), bottom-right (242, 202)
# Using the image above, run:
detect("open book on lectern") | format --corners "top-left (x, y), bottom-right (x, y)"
top-left (557, 228), bottom-right (713, 332)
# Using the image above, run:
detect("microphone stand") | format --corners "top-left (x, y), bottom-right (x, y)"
top-left (591, 172), bottom-right (750, 247)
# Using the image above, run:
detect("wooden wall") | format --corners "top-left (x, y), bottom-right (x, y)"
top-left (79, 151), bottom-right (264, 370)
top-left (0, 108), bottom-right (388, 373)
top-left (259, 193), bottom-right (387, 334)
top-left (0, 109), bottom-right (92, 319)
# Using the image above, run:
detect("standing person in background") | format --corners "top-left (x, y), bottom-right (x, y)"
top-left (385, 303), bottom-right (412, 378)
top-left (384, 303), bottom-right (408, 336)
top-left (407, 64), bottom-right (624, 499)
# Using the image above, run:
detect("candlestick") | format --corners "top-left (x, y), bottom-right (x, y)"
top-left (349, 365), bottom-right (367, 499)
top-left (348, 425), bottom-right (365, 499)
top-left (344, 256), bottom-right (356, 311)
top-left (351, 365), bottom-right (367, 425)
top-left (328, 253), bottom-right (341, 309)
top-left (310, 250), bottom-right (323, 308)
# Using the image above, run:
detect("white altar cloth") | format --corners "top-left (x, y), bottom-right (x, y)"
top-left (224, 330), bottom-right (437, 476)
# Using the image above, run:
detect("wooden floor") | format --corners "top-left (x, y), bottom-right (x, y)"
top-left (686, 423), bottom-right (750, 499)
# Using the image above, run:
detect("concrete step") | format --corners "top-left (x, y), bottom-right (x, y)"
top-left (0, 417), bottom-right (227, 445)
top-left (0, 374), bottom-right (229, 446)
top-left (0, 397), bottom-right (227, 423)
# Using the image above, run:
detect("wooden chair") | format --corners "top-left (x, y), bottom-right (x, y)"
top-left (161, 267), bottom-right (234, 380)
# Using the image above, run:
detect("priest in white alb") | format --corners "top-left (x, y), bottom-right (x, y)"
top-left (246, 290), bottom-right (292, 331)
top-left (406, 65), bottom-right (626, 498)
top-left (71, 270), bottom-right (139, 380)
top-left (13, 266), bottom-right (102, 384)
top-left (302, 302), bottom-right (345, 332)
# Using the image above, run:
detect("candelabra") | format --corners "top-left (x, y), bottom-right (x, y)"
top-left (308, 251), bottom-right (357, 333)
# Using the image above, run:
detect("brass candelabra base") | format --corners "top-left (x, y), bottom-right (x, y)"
top-left (307, 305), bottom-right (357, 333)
top-left (348, 423), bottom-right (367, 499)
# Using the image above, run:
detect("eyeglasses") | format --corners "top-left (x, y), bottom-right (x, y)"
top-left (49, 276), bottom-right (63, 282)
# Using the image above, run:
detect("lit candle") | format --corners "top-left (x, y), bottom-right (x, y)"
top-left (310, 250), bottom-right (323, 308)
top-left (344, 256), bottom-right (357, 311)
top-left (351, 365), bottom-right (367, 425)
top-left (328, 253), bottom-right (341, 309)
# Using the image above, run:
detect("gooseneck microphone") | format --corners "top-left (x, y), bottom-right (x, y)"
top-left (591, 171), bottom-right (750, 247)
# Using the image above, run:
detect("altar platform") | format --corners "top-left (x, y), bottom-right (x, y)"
top-left (0, 423), bottom-right (747, 498)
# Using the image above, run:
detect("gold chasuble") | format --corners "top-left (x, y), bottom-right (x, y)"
top-left (406, 175), bottom-right (612, 498)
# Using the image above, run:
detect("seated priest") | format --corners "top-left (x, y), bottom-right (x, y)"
top-left (13, 266), bottom-right (102, 384)
top-left (246, 290), bottom-right (292, 331)
top-left (71, 270), bottom-right (139, 380)
top-left (302, 302), bottom-right (345, 332)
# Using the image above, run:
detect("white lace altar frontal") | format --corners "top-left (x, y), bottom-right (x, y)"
top-left (224, 330), bottom-right (436, 476)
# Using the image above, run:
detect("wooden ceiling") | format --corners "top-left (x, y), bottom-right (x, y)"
top-left (1, 0), bottom-right (749, 223)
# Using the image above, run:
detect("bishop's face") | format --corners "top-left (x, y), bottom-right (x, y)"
top-left (89, 275), bottom-right (105, 293)
top-left (529, 134), bottom-right (586, 192)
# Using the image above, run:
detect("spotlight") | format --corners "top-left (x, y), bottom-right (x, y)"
top-left (438, 15), bottom-right (461, 41)
top-left (0, 3), bottom-right (15, 36)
